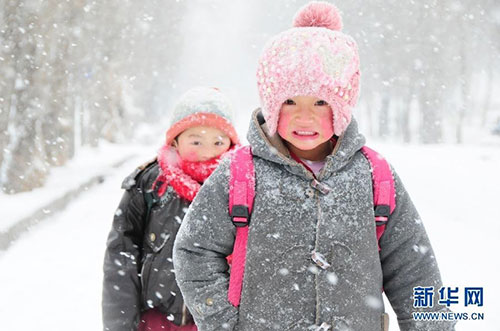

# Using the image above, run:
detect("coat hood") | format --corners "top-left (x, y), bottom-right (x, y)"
top-left (246, 108), bottom-right (366, 180)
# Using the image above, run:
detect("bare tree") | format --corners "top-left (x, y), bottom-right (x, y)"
top-left (0, 0), bottom-right (48, 193)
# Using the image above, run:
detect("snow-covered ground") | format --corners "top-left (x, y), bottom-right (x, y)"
top-left (0, 141), bottom-right (498, 330)
top-left (373, 141), bottom-right (500, 331)
top-left (0, 141), bottom-right (147, 232)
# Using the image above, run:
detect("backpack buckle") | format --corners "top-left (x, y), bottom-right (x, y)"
top-left (374, 204), bottom-right (390, 216)
top-left (231, 205), bottom-right (250, 227)
top-left (374, 204), bottom-right (390, 225)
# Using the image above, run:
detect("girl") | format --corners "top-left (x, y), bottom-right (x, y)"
top-left (102, 87), bottom-right (240, 331)
top-left (173, 2), bottom-right (455, 331)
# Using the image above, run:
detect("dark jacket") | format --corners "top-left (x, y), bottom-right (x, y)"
top-left (102, 159), bottom-right (193, 331)
top-left (173, 109), bottom-right (456, 331)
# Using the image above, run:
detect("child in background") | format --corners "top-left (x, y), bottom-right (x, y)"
top-left (102, 87), bottom-right (240, 331)
top-left (173, 3), bottom-right (455, 331)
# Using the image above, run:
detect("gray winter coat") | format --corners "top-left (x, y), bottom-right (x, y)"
top-left (173, 109), bottom-right (456, 331)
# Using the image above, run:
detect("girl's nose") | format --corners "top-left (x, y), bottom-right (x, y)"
top-left (295, 106), bottom-right (315, 124)
top-left (201, 148), bottom-right (218, 161)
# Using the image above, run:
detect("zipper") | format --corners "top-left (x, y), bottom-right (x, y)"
top-left (140, 254), bottom-right (151, 291)
top-left (181, 303), bottom-right (188, 325)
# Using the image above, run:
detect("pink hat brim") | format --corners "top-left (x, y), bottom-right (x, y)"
top-left (165, 112), bottom-right (240, 146)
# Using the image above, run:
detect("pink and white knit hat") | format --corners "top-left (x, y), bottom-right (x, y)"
top-left (257, 1), bottom-right (360, 136)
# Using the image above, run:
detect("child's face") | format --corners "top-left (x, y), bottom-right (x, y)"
top-left (173, 126), bottom-right (231, 162)
top-left (277, 96), bottom-right (334, 157)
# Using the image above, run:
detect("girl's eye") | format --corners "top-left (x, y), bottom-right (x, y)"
top-left (283, 99), bottom-right (295, 105)
top-left (315, 100), bottom-right (328, 106)
top-left (215, 141), bottom-right (224, 146)
top-left (191, 141), bottom-right (201, 146)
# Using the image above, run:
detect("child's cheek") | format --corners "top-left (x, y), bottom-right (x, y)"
top-left (179, 147), bottom-right (199, 162)
top-left (319, 110), bottom-right (334, 137)
top-left (277, 110), bottom-right (292, 138)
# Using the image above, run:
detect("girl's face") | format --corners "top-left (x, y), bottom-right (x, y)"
top-left (277, 96), bottom-right (334, 160)
top-left (173, 126), bottom-right (231, 162)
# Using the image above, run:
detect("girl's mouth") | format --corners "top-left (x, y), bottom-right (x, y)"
top-left (292, 130), bottom-right (319, 140)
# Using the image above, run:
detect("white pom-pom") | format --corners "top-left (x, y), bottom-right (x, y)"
top-left (293, 1), bottom-right (343, 31)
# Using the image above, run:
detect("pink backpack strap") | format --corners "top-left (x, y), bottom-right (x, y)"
top-left (228, 145), bottom-right (255, 307)
top-left (360, 146), bottom-right (396, 251)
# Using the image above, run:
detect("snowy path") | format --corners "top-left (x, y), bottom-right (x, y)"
top-left (0, 154), bottom-right (144, 330)
top-left (0, 143), bottom-right (499, 330)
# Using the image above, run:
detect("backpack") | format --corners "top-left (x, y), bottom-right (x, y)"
top-left (121, 157), bottom-right (161, 222)
top-left (227, 145), bottom-right (396, 307)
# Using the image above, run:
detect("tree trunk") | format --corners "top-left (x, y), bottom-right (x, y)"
top-left (0, 0), bottom-right (48, 193)
top-left (378, 94), bottom-right (390, 140)
top-left (401, 83), bottom-right (415, 144)
top-left (480, 57), bottom-right (494, 127)
top-left (419, 89), bottom-right (442, 144)
top-left (456, 18), bottom-right (469, 144)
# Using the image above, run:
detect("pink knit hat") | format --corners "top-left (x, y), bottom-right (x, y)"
top-left (257, 1), bottom-right (360, 136)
